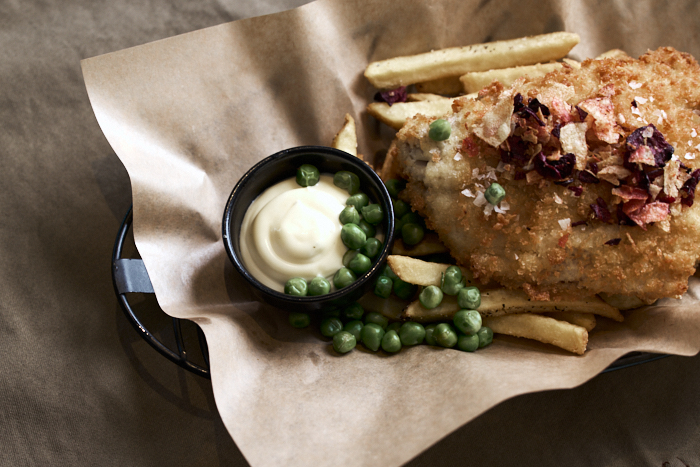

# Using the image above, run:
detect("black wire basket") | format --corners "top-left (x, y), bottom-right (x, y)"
top-left (111, 206), bottom-right (667, 379)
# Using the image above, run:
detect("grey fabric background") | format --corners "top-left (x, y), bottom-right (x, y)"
top-left (1, 0), bottom-right (698, 465)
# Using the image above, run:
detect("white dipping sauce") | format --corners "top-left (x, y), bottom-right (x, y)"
top-left (239, 174), bottom-right (349, 292)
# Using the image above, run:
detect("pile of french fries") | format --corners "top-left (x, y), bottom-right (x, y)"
top-left (328, 32), bottom-right (634, 355)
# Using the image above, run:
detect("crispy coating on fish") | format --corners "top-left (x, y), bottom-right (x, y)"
top-left (396, 47), bottom-right (700, 302)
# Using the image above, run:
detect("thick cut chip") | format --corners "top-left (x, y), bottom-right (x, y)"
top-left (367, 100), bottom-right (454, 130)
top-left (387, 255), bottom-right (474, 286)
top-left (543, 311), bottom-right (596, 331)
top-left (406, 93), bottom-right (452, 102)
top-left (483, 313), bottom-right (588, 354)
top-left (331, 113), bottom-right (357, 156)
top-left (358, 293), bottom-right (408, 321)
top-left (460, 62), bottom-right (563, 94)
top-left (365, 32), bottom-right (580, 89)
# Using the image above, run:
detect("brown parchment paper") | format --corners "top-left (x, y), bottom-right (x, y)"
top-left (81, 0), bottom-right (700, 465)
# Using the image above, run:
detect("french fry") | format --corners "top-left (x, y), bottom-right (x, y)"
top-left (387, 255), bottom-right (474, 287)
top-left (364, 32), bottom-right (580, 89)
top-left (598, 292), bottom-right (651, 311)
top-left (401, 287), bottom-right (622, 322)
top-left (358, 292), bottom-right (408, 321)
top-left (415, 76), bottom-right (463, 95)
top-left (483, 313), bottom-right (588, 355)
top-left (331, 113), bottom-right (357, 156)
top-left (562, 58), bottom-right (581, 69)
top-left (380, 140), bottom-right (402, 181)
top-left (596, 49), bottom-right (629, 60)
top-left (543, 311), bottom-right (596, 332)
top-left (460, 62), bottom-right (563, 94)
top-left (391, 233), bottom-right (449, 256)
top-left (406, 93), bottom-right (452, 102)
top-left (367, 100), bottom-right (454, 130)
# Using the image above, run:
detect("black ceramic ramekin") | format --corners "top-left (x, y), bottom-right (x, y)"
top-left (222, 146), bottom-right (395, 313)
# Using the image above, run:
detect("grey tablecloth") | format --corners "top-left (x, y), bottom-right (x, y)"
top-left (1, 1), bottom-right (699, 465)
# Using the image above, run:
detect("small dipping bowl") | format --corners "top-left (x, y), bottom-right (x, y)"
top-left (223, 146), bottom-right (395, 313)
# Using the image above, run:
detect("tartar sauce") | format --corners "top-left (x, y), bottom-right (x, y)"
top-left (239, 175), bottom-right (349, 292)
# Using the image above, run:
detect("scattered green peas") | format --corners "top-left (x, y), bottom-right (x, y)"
top-left (441, 266), bottom-right (464, 296)
top-left (382, 265), bottom-right (398, 281)
top-left (342, 302), bottom-right (364, 321)
top-left (457, 334), bottom-right (480, 352)
top-left (339, 206), bottom-right (361, 225)
top-left (340, 223), bottom-right (367, 250)
top-left (288, 312), bottom-right (310, 328)
top-left (361, 238), bottom-right (382, 259)
top-left (284, 277), bottom-right (308, 296)
top-left (296, 164), bottom-right (320, 187)
top-left (392, 278), bottom-right (417, 300)
top-left (399, 322), bottom-right (426, 346)
top-left (424, 324), bottom-right (438, 346)
top-left (308, 277), bottom-right (331, 296)
top-left (342, 249), bottom-right (358, 268)
top-left (419, 285), bottom-right (443, 309)
top-left (348, 253), bottom-right (372, 275)
top-left (364, 311), bottom-right (388, 330)
top-left (401, 223), bottom-right (425, 245)
top-left (458, 287), bottom-right (481, 309)
top-left (429, 119), bottom-right (451, 141)
top-left (346, 192), bottom-right (369, 210)
top-left (361, 204), bottom-right (384, 225)
top-left (333, 267), bottom-right (357, 289)
top-left (386, 322), bottom-right (402, 334)
top-left (485, 182), bottom-right (506, 205)
top-left (385, 179), bottom-right (407, 198)
top-left (333, 171), bottom-right (360, 195)
top-left (393, 199), bottom-right (410, 219)
top-left (453, 309), bottom-right (482, 335)
top-left (343, 320), bottom-right (364, 342)
top-left (320, 317), bottom-right (343, 337)
top-left (381, 330), bottom-right (402, 353)
top-left (358, 219), bottom-right (376, 238)
top-left (477, 326), bottom-right (494, 348)
top-left (333, 331), bottom-right (357, 354)
top-left (361, 323), bottom-right (385, 351)
top-left (374, 275), bottom-right (393, 298)
top-left (434, 323), bottom-right (458, 348)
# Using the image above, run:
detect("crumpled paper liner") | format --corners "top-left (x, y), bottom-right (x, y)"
top-left (81, 0), bottom-right (700, 465)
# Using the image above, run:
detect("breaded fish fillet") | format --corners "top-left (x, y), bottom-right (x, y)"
top-left (396, 47), bottom-right (700, 302)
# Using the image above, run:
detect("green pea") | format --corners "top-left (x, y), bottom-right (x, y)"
top-left (288, 312), bottom-right (310, 328)
top-left (399, 322), bottom-right (425, 346)
top-left (358, 219), bottom-right (376, 238)
top-left (485, 182), bottom-right (506, 205)
top-left (394, 217), bottom-right (405, 237)
top-left (333, 171), bottom-right (360, 195)
top-left (339, 206), bottom-right (361, 225)
top-left (477, 326), bottom-right (494, 348)
top-left (344, 320), bottom-right (364, 342)
top-left (342, 302), bottom-right (364, 321)
top-left (381, 330), bottom-right (402, 353)
top-left (458, 287), bottom-right (481, 310)
top-left (340, 223), bottom-right (367, 250)
top-left (400, 212), bottom-right (423, 227)
top-left (296, 164), bottom-right (320, 187)
top-left (333, 331), bottom-right (356, 354)
top-left (441, 266), bottom-right (464, 296)
top-left (457, 334), bottom-right (480, 352)
top-left (348, 253), bottom-right (372, 275)
top-left (386, 322), bottom-right (402, 334)
top-left (333, 267), bottom-right (357, 289)
top-left (393, 278), bottom-right (417, 300)
top-left (374, 275), bottom-right (393, 298)
top-left (361, 323), bottom-right (385, 351)
top-left (424, 324), bottom-right (438, 346)
top-left (385, 179), bottom-right (407, 198)
top-left (361, 204), bottom-right (384, 225)
top-left (308, 277), bottom-right (331, 296)
top-left (284, 277), bottom-right (307, 296)
top-left (401, 223), bottom-right (425, 246)
top-left (434, 323), bottom-right (458, 348)
top-left (393, 199), bottom-right (410, 219)
top-left (320, 317), bottom-right (343, 337)
top-left (419, 285), bottom-right (443, 309)
top-left (346, 193), bottom-right (369, 210)
top-left (382, 265), bottom-right (398, 281)
top-left (453, 309), bottom-right (482, 335)
top-left (364, 311), bottom-right (388, 330)
top-left (342, 249), bottom-right (358, 268)
top-left (428, 118), bottom-right (451, 141)
top-left (361, 238), bottom-right (382, 259)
